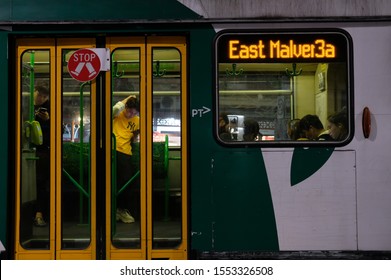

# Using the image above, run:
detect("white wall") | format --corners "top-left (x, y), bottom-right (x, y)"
top-left (178, 0), bottom-right (391, 18)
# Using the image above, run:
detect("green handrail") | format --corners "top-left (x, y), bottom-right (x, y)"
top-left (111, 130), bottom-right (176, 225)
top-left (117, 170), bottom-right (140, 195)
top-left (62, 168), bottom-right (89, 198)
top-left (29, 51), bottom-right (35, 122)
top-left (163, 135), bottom-right (169, 221)
top-left (162, 135), bottom-right (181, 221)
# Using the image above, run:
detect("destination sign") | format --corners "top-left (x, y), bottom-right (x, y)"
top-left (216, 31), bottom-right (350, 63)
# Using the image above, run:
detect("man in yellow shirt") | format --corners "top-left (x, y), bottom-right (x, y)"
top-left (113, 96), bottom-right (140, 223)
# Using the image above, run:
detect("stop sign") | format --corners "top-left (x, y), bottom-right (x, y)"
top-left (67, 49), bottom-right (101, 82)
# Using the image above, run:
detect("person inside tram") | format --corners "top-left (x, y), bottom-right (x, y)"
top-left (112, 95), bottom-right (140, 223)
top-left (33, 82), bottom-right (50, 227)
top-left (327, 109), bottom-right (348, 141)
top-left (299, 114), bottom-right (333, 141)
top-left (287, 119), bottom-right (307, 140)
top-left (218, 112), bottom-right (232, 141)
top-left (243, 118), bottom-right (262, 141)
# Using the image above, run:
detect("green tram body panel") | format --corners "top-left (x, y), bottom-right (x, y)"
top-left (0, 22), bottom-right (282, 256)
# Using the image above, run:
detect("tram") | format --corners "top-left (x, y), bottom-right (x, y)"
top-left (1, 0), bottom-right (391, 260)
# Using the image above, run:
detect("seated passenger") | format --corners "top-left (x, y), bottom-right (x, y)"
top-left (287, 119), bottom-right (307, 140)
top-left (243, 119), bottom-right (262, 141)
top-left (327, 109), bottom-right (348, 141)
top-left (218, 112), bottom-right (232, 141)
top-left (299, 114), bottom-right (333, 141)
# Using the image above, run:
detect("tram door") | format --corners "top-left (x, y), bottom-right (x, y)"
top-left (14, 37), bottom-right (187, 259)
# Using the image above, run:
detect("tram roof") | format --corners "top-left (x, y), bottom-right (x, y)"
top-left (0, 0), bottom-right (391, 25)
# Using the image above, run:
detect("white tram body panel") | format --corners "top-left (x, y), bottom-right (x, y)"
top-left (215, 22), bottom-right (391, 251)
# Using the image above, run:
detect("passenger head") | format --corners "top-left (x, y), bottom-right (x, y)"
top-left (219, 112), bottom-right (229, 134)
top-left (124, 96), bottom-right (140, 119)
top-left (243, 119), bottom-right (260, 141)
top-left (327, 110), bottom-right (348, 141)
top-left (34, 83), bottom-right (49, 106)
top-left (287, 119), bottom-right (305, 140)
top-left (299, 114), bottom-right (324, 140)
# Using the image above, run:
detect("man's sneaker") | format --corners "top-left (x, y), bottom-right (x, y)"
top-left (116, 209), bottom-right (135, 223)
top-left (34, 216), bottom-right (47, 227)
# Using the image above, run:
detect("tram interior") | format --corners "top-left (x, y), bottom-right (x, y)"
top-left (218, 62), bottom-right (348, 142)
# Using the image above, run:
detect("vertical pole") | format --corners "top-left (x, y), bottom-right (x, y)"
top-left (29, 52), bottom-right (35, 122)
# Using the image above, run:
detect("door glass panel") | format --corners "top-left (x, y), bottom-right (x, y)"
top-left (151, 48), bottom-right (182, 249)
top-left (111, 48), bottom-right (141, 249)
top-left (61, 50), bottom-right (91, 249)
top-left (20, 50), bottom-right (51, 249)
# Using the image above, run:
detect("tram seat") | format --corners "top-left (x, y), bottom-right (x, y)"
top-left (131, 135), bottom-right (181, 220)
top-left (131, 135), bottom-right (180, 188)
top-left (130, 138), bottom-right (168, 179)
top-left (61, 137), bottom-right (180, 221)
top-left (60, 136), bottom-right (174, 193)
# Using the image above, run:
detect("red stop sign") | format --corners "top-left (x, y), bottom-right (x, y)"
top-left (67, 49), bottom-right (101, 82)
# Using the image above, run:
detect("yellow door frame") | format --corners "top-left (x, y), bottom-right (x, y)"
top-left (14, 38), bottom-right (97, 260)
top-left (146, 36), bottom-right (188, 260)
top-left (14, 39), bottom-right (56, 260)
top-left (105, 37), bottom-right (147, 260)
top-left (55, 39), bottom-right (97, 260)
top-left (106, 36), bottom-right (188, 260)
top-left (14, 36), bottom-right (188, 260)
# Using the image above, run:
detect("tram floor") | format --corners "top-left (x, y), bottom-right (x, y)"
top-left (23, 219), bottom-right (182, 250)
top-left (113, 219), bottom-right (182, 248)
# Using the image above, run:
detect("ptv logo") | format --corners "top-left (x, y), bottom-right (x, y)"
top-left (67, 49), bottom-right (101, 82)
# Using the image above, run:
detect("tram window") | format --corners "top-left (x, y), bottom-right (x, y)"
top-left (214, 30), bottom-right (353, 146)
top-left (19, 49), bottom-right (51, 249)
top-left (111, 48), bottom-right (182, 147)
